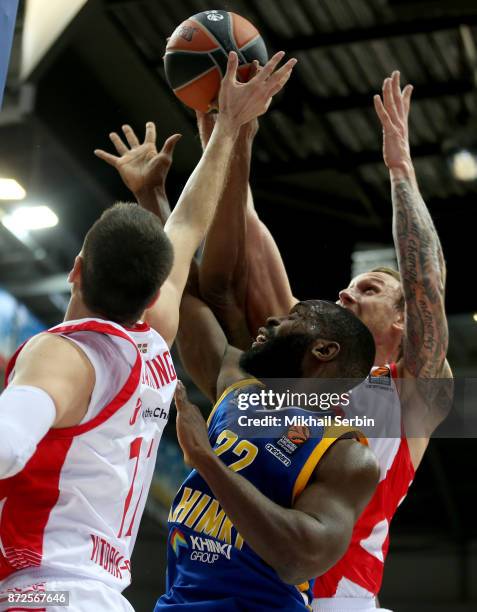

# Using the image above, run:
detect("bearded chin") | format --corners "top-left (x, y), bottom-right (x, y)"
top-left (239, 333), bottom-right (312, 380)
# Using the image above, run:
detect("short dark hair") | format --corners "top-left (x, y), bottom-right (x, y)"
top-left (81, 203), bottom-right (174, 324)
top-left (305, 300), bottom-right (376, 378)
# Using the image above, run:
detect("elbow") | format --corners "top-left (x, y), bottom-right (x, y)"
top-left (275, 545), bottom-right (337, 586)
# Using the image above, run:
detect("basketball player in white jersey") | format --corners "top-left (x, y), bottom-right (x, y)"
top-left (193, 71), bottom-right (453, 611)
top-left (0, 51), bottom-right (297, 611)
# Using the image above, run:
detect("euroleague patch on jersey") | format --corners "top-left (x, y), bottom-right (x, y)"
top-left (367, 365), bottom-right (392, 387)
top-left (276, 425), bottom-right (311, 455)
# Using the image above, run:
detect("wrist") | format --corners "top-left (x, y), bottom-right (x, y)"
top-left (389, 160), bottom-right (416, 183)
top-left (214, 115), bottom-right (240, 140)
top-left (192, 448), bottom-right (220, 474)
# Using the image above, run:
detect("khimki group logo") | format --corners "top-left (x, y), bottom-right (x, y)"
top-left (170, 528), bottom-right (188, 557)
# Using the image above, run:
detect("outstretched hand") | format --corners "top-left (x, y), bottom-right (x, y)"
top-left (175, 381), bottom-right (214, 469)
top-left (374, 71), bottom-right (413, 173)
top-left (217, 51), bottom-right (297, 130)
top-left (94, 122), bottom-right (181, 195)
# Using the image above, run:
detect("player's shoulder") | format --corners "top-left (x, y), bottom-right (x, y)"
top-left (17, 332), bottom-right (94, 378)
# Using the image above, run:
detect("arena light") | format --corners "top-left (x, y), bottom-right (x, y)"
top-left (0, 178), bottom-right (26, 200)
top-left (450, 149), bottom-right (477, 182)
top-left (2, 205), bottom-right (58, 232)
top-left (473, 313), bottom-right (477, 323)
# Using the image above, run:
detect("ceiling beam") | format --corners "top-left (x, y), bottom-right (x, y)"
top-left (293, 78), bottom-right (474, 114)
top-left (253, 142), bottom-right (439, 178)
top-left (253, 186), bottom-right (378, 228)
top-left (287, 14), bottom-right (477, 52)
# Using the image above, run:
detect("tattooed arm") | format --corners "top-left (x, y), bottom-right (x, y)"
top-left (374, 72), bottom-right (452, 448)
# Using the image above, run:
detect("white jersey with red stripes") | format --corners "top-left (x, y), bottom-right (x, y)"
top-left (313, 364), bottom-right (415, 604)
top-left (0, 317), bottom-right (177, 592)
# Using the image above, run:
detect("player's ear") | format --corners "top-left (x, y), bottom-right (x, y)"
top-left (68, 255), bottom-right (83, 286)
top-left (311, 339), bottom-right (340, 362)
top-left (391, 307), bottom-right (404, 333)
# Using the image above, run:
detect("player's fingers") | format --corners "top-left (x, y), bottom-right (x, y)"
top-left (266, 58), bottom-right (297, 95)
top-left (223, 51), bottom-right (238, 83)
top-left (255, 51), bottom-right (286, 82)
top-left (109, 132), bottom-right (128, 155)
top-left (122, 124), bottom-right (140, 148)
top-left (373, 94), bottom-right (394, 130)
top-left (382, 78), bottom-right (397, 119)
top-left (174, 380), bottom-right (188, 409)
top-left (391, 71), bottom-right (405, 120)
top-left (144, 121), bottom-right (156, 144)
top-left (94, 149), bottom-right (119, 167)
top-left (249, 60), bottom-right (260, 79)
top-left (402, 84), bottom-right (414, 117)
top-left (161, 133), bottom-right (182, 157)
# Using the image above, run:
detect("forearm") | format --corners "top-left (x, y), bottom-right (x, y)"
top-left (245, 205), bottom-right (297, 335)
top-left (199, 132), bottom-right (253, 349)
top-left (165, 118), bottom-right (237, 249)
top-left (176, 262), bottom-right (229, 401)
top-left (135, 186), bottom-right (171, 226)
top-left (194, 451), bottom-right (330, 584)
top-left (390, 166), bottom-right (448, 376)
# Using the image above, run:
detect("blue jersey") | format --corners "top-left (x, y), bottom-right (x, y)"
top-left (156, 379), bottom-right (362, 612)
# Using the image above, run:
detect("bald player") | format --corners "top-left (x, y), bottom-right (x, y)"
top-left (193, 71), bottom-right (453, 611)
top-left (0, 51), bottom-right (296, 611)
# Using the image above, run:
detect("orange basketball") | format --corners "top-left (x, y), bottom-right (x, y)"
top-left (287, 426), bottom-right (310, 445)
top-left (164, 10), bottom-right (268, 112)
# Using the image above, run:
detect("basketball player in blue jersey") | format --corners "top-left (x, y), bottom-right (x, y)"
top-left (154, 267), bottom-right (380, 611)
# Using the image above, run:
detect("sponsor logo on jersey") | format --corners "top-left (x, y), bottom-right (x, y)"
top-left (130, 398), bottom-right (142, 425)
top-left (169, 487), bottom-right (244, 550)
top-left (265, 443), bottom-right (291, 467)
top-left (130, 396), bottom-right (169, 426)
top-left (367, 365), bottom-right (392, 387)
top-left (171, 528), bottom-right (188, 557)
top-left (276, 434), bottom-right (298, 454)
top-left (189, 535), bottom-right (232, 564)
top-left (137, 342), bottom-right (148, 354)
top-left (142, 406), bottom-right (169, 421)
top-left (90, 534), bottom-right (131, 579)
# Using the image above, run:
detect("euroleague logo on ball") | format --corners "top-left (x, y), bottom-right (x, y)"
top-left (206, 10), bottom-right (224, 21)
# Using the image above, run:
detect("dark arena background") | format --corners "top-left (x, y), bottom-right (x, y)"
top-left (1, 1), bottom-right (476, 611)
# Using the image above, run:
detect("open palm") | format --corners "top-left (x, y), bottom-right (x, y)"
top-left (95, 122), bottom-right (181, 195)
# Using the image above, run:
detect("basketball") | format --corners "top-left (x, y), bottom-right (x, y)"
top-left (164, 10), bottom-right (268, 113)
top-left (287, 426), bottom-right (311, 445)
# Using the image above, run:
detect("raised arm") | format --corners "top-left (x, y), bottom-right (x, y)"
top-left (174, 383), bottom-right (379, 584)
top-left (176, 261), bottom-right (245, 402)
top-left (97, 51), bottom-right (296, 346)
top-left (196, 111), bottom-right (255, 350)
top-left (374, 72), bottom-right (452, 432)
top-left (197, 112), bottom-right (297, 349)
